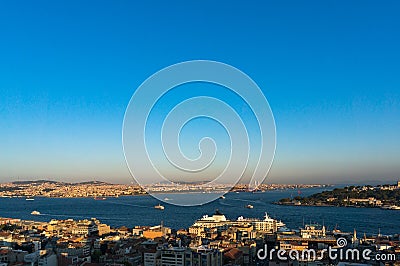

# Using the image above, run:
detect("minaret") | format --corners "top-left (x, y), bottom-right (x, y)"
top-left (352, 228), bottom-right (357, 243)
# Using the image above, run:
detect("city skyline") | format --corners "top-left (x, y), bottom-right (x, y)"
top-left (1, 1), bottom-right (400, 184)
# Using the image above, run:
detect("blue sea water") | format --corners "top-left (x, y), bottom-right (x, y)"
top-left (0, 188), bottom-right (398, 235)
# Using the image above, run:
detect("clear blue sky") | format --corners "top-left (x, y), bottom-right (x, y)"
top-left (0, 1), bottom-right (399, 184)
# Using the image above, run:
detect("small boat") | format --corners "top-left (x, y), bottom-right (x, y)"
top-left (246, 204), bottom-right (254, 209)
top-left (94, 197), bottom-right (107, 200)
top-left (154, 204), bottom-right (165, 210)
top-left (219, 196), bottom-right (226, 199)
top-left (31, 211), bottom-right (41, 215)
top-left (26, 198), bottom-right (35, 201)
top-left (164, 197), bottom-right (171, 201)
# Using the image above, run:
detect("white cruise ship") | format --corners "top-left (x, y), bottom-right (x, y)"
top-left (190, 210), bottom-right (285, 233)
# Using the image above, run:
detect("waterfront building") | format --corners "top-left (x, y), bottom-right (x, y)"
top-left (345, 197), bottom-right (382, 206)
top-left (71, 219), bottom-right (98, 236)
top-left (97, 223), bottom-right (111, 236)
top-left (133, 224), bottom-right (172, 239)
top-left (143, 225), bottom-right (172, 239)
top-left (0, 218), bottom-right (20, 225)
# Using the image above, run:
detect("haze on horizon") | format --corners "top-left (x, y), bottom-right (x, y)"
top-left (1, 1), bottom-right (400, 185)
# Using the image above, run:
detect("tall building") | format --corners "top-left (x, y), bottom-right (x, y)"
top-left (142, 240), bottom-right (161, 266)
top-left (185, 246), bottom-right (222, 266)
top-left (38, 252), bottom-right (58, 266)
top-left (161, 247), bottom-right (185, 266)
top-left (158, 246), bottom-right (222, 266)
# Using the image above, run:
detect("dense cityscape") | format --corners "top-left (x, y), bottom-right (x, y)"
top-left (0, 181), bottom-right (327, 198)
top-left (0, 208), bottom-right (399, 266)
top-left (1, 182), bottom-right (399, 266)
top-left (2, 1), bottom-right (400, 266)
top-left (2, 179), bottom-right (400, 266)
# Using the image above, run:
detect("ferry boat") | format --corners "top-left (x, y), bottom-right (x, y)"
top-left (31, 211), bottom-right (41, 215)
top-left (246, 204), bottom-right (254, 209)
top-left (381, 205), bottom-right (400, 210)
top-left (154, 204), bottom-right (165, 210)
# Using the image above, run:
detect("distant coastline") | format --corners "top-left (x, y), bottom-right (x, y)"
top-left (275, 182), bottom-right (400, 210)
top-left (0, 179), bottom-right (329, 198)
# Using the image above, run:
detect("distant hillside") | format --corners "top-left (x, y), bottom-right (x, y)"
top-left (10, 180), bottom-right (111, 185)
top-left (11, 180), bottom-right (64, 185)
top-left (277, 184), bottom-right (400, 207)
top-left (74, 181), bottom-right (111, 185)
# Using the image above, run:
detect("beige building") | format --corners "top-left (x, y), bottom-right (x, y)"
top-left (300, 225), bottom-right (326, 238)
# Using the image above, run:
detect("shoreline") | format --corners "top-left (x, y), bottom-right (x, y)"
top-left (0, 187), bottom-right (331, 199)
top-left (274, 202), bottom-right (400, 210)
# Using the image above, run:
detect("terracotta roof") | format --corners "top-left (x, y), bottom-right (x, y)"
top-left (0, 232), bottom-right (11, 237)
top-left (224, 248), bottom-right (242, 260)
top-left (0, 249), bottom-right (10, 255)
